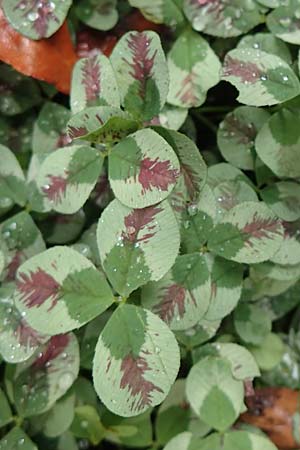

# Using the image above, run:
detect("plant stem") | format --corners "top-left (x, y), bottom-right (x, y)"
top-left (192, 111), bottom-right (218, 133)
top-left (197, 106), bottom-right (235, 113)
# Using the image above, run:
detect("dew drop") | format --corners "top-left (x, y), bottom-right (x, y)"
top-left (27, 11), bottom-right (39, 21)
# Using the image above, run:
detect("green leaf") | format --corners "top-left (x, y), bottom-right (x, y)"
top-left (71, 55), bottom-right (120, 113)
top-left (204, 254), bottom-right (243, 321)
top-left (14, 246), bottom-right (114, 335)
top-left (128, 0), bottom-right (185, 26)
top-left (98, 199), bottom-right (180, 297)
top-left (271, 220), bottom-right (300, 265)
top-left (222, 48), bottom-right (300, 106)
top-left (0, 427), bottom-right (37, 450)
top-left (237, 32), bottom-right (292, 64)
top-left (142, 253), bottom-right (211, 330)
top-left (151, 104), bottom-right (188, 131)
top-left (2, 0), bottom-right (72, 39)
top-left (32, 102), bottom-right (71, 156)
top-left (234, 303), bottom-right (272, 345)
top-left (207, 162), bottom-right (255, 190)
top-left (207, 201), bottom-right (284, 264)
top-left (71, 405), bottom-right (105, 445)
top-left (167, 29), bottom-right (221, 108)
top-left (110, 31), bottom-right (169, 121)
top-left (93, 304), bottom-right (180, 417)
top-left (102, 410), bottom-right (152, 447)
top-left (13, 333), bottom-right (79, 417)
top-left (37, 145), bottom-right (103, 214)
top-left (42, 392), bottom-right (75, 438)
top-left (255, 109), bottom-right (300, 179)
top-left (0, 211), bottom-right (46, 283)
top-left (261, 182), bottom-right (300, 222)
top-left (250, 332), bottom-right (284, 371)
top-left (0, 285), bottom-right (48, 363)
top-left (109, 128), bottom-right (180, 208)
top-left (175, 318), bottom-right (221, 349)
top-left (217, 106), bottom-right (270, 170)
top-left (223, 430), bottom-right (278, 450)
top-left (67, 106), bottom-right (133, 143)
top-left (184, 0), bottom-right (262, 37)
top-left (0, 144), bottom-right (27, 208)
top-left (267, 2), bottom-right (300, 45)
top-left (163, 432), bottom-right (222, 450)
top-left (186, 356), bottom-right (244, 431)
top-left (80, 313), bottom-right (111, 370)
top-left (75, 0), bottom-right (118, 31)
top-left (38, 210), bottom-right (85, 245)
top-left (0, 388), bottom-right (13, 427)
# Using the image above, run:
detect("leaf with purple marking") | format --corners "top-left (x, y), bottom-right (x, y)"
top-left (255, 109), bottom-right (300, 179)
top-left (237, 32), bottom-right (292, 64)
top-left (146, 104), bottom-right (188, 131)
top-left (128, 0), bottom-right (185, 26)
top-left (14, 246), bottom-right (114, 335)
top-left (97, 199), bottom-right (180, 297)
top-left (32, 102), bottom-right (71, 157)
top-left (3, 0), bottom-right (72, 40)
top-left (217, 106), bottom-right (270, 170)
top-left (208, 201), bottom-right (284, 263)
top-left (271, 220), bottom-right (300, 266)
top-left (93, 304), bottom-right (180, 417)
top-left (110, 31), bottom-right (169, 121)
top-left (37, 145), bottom-right (103, 214)
top-left (0, 144), bottom-right (27, 210)
top-left (108, 128), bottom-right (180, 208)
top-left (67, 106), bottom-right (138, 145)
top-left (167, 29), bottom-right (221, 108)
top-left (13, 332), bottom-right (79, 417)
top-left (75, 0), bottom-right (118, 31)
top-left (0, 285), bottom-right (49, 363)
top-left (183, 0), bottom-right (262, 37)
top-left (141, 253), bottom-right (211, 331)
top-left (222, 48), bottom-right (300, 106)
top-left (71, 55), bottom-right (120, 114)
top-left (0, 211), bottom-right (46, 283)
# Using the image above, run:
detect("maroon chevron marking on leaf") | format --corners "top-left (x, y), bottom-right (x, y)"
top-left (42, 174), bottom-right (68, 202)
top-left (15, 0), bottom-right (59, 38)
top-left (176, 72), bottom-right (198, 106)
top-left (181, 162), bottom-right (201, 200)
top-left (17, 268), bottom-right (61, 310)
top-left (15, 320), bottom-right (45, 347)
top-left (225, 115), bottom-right (256, 145)
top-left (155, 284), bottom-right (186, 323)
top-left (211, 281), bottom-right (217, 299)
top-left (120, 353), bottom-right (163, 411)
top-left (223, 57), bottom-right (262, 83)
top-left (242, 213), bottom-right (282, 246)
top-left (56, 132), bottom-right (72, 149)
top-left (282, 221), bottom-right (300, 242)
top-left (68, 126), bottom-right (88, 139)
top-left (81, 55), bottom-right (101, 103)
top-left (138, 157), bottom-right (179, 194)
top-left (122, 206), bottom-right (162, 245)
top-left (5, 251), bottom-right (25, 282)
top-left (123, 32), bottom-right (157, 99)
top-left (32, 334), bottom-right (69, 370)
top-left (169, 190), bottom-right (185, 213)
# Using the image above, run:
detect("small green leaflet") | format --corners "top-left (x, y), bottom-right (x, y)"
top-left (207, 162), bottom-right (254, 190)
top-left (38, 210), bottom-right (85, 245)
top-left (175, 318), bottom-right (221, 349)
top-left (141, 253), bottom-right (211, 331)
top-left (0, 144), bottom-right (27, 208)
top-left (223, 430), bottom-right (278, 450)
top-left (204, 254), bottom-right (243, 321)
top-left (97, 199), bottom-right (180, 297)
top-left (75, 0), bottom-right (118, 31)
top-left (108, 128), bottom-right (180, 208)
top-left (0, 427), bottom-right (37, 450)
top-left (67, 106), bottom-right (137, 144)
top-left (255, 109), bottom-right (300, 179)
top-left (267, 2), bottom-right (300, 45)
top-left (152, 127), bottom-right (207, 204)
top-left (183, 0), bottom-right (262, 37)
top-left (222, 48), bottom-right (300, 106)
top-left (0, 388), bottom-right (13, 427)
top-left (37, 145), bottom-right (103, 214)
top-left (271, 220), bottom-right (300, 266)
top-left (128, 0), bottom-right (185, 26)
top-left (71, 405), bottom-right (105, 445)
top-left (193, 343), bottom-right (260, 381)
top-left (237, 32), bottom-right (292, 64)
top-left (167, 29), bottom-right (221, 108)
top-left (0, 285), bottom-right (48, 363)
top-left (2, 0), bottom-right (72, 40)
top-left (13, 333), bottom-right (79, 417)
top-left (151, 104), bottom-right (188, 131)
top-left (186, 356), bottom-right (244, 431)
top-left (217, 106), bottom-right (270, 170)
top-left (249, 332), bottom-right (284, 371)
top-left (14, 246), bottom-right (114, 335)
top-left (42, 392), bottom-right (75, 438)
top-left (0, 211), bottom-right (46, 283)
top-left (261, 181), bottom-right (300, 222)
top-left (208, 201), bottom-right (284, 264)
top-left (234, 303), bottom-right (272, 345)
top-left (93, 304), bottom-right (180, 417)
top-left (32, 102), bottom-right (71, 156)
top-left (71, 55), bottom-right (120, 114)
top-left (110, 31), bottom-right (169, 121)
top-left (163, 432), bottom-right (222, 450)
